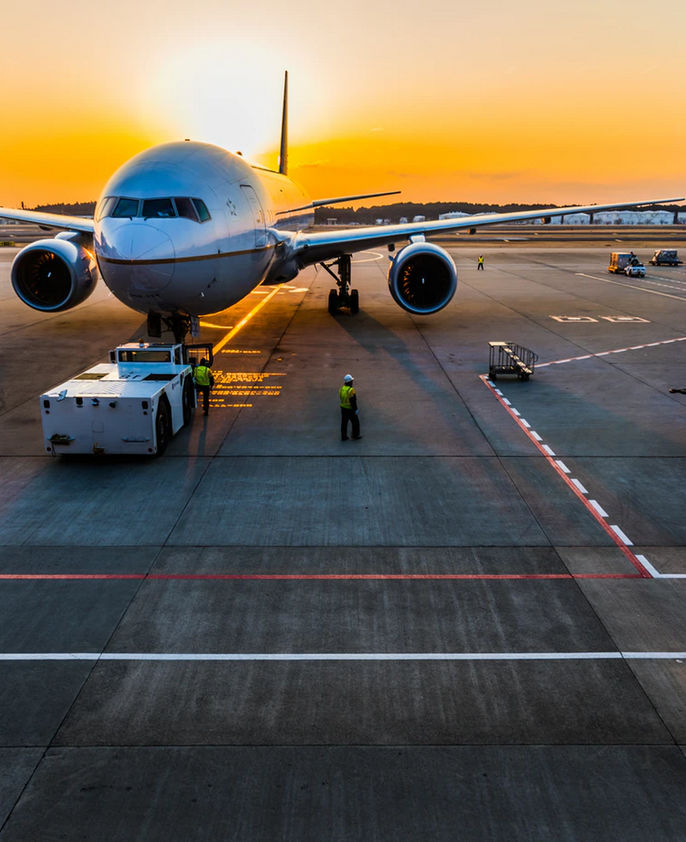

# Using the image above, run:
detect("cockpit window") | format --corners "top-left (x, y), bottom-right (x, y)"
top-left (101, 196), bottom-right (211, 223)
top-left (95, 197), bottom-right (117, 221)
top-left (142, 198), bottom-right (175, 219)
top-left (173, 197), bottom-right (198, 221)
top-left (112, 197), bottom-right (140, 218)
top-left (192, 198), bottom-right (211, 222)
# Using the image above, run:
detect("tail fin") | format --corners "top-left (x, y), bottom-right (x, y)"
top-left (278, 70), bottom-right (288, 175)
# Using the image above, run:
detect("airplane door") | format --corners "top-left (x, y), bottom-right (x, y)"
top-left (241, 185), bottom-right (268, 248)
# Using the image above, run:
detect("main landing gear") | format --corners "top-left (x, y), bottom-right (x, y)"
top-left (321, 254), bottom-right (359, 315)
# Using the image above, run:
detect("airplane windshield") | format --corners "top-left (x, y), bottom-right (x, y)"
top-left (102, 196), bottom-right (211, 223)
top-left (112, 198), bottom-right (140, 218)
top-left (143, 198), bottom-right (175, 219)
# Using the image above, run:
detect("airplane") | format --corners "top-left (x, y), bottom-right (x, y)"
top-left (1, 71), bottom-right (682, 342)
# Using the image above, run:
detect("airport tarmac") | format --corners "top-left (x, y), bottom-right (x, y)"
top-left (1, 239), bottom-right (686, 839)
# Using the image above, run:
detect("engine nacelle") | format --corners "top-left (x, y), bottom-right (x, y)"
top-left (388, 241), bottom-right (457, 315)
top-left (11, 234), bottom-right (98, 312)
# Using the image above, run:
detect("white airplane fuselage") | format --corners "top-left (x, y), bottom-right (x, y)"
top-left (95, 141), bottom-right (313, 316)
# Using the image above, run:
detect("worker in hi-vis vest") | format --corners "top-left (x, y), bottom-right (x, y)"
top-left (193, 357), bottom-right (214, 416)
top-left (339, 373), bottom-right (362, 441)
top-left (477, 255), bottom-right (485, 270)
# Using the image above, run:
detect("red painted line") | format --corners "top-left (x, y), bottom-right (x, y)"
top-left (0, 574), bottom-right (146, 580)
top-left (480, 375), bottom-right (652, 578)
top-left (0, 572), bottom-right (642, 581)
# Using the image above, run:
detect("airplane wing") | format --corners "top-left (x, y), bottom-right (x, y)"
top-left (290, 197), bottom-right (683, 266)
top-left (0, 207), bottom-right (94, 234)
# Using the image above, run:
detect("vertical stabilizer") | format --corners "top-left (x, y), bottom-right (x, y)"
top-left (279, 71), bottom-right (288, 175)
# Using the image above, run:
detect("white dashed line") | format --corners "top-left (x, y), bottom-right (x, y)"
top-left (570, 478), bottom-right (588, 494)
top-left (610, 525), bottom-right (633, 546)
top-left (531, 431), bottom-right (542, 441)
top-left (555, 460), bottom-right (571, 474)
top-left (520, 418), bottom-right (531, 428)
top-left (588, 500), bottom-right (608, 517)
top-left (541, 444), bottom-right (555, 456)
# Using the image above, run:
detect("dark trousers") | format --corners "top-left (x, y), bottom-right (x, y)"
top-left (341, 407), bottom-right (360, 439)
top-left (196, 385), bottom-right (210, 414)
top-left (477, 262), bottom-right (484, 270)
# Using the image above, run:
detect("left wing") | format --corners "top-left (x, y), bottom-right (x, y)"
top-left (288, 197), bottom-right (683, 266)
top-left (0, 207), bottom-right (94, 234)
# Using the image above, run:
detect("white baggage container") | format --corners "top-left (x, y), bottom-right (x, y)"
top-left (40, 341), bottom-right (212, 455)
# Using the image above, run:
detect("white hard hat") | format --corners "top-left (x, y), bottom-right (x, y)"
top-left (343, 374), bottom-right (353, 383)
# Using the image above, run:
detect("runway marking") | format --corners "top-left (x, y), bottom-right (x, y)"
top-left (480, 375), bottom-right (652, 578)
top-left (538, 336), bottom-right (686, 368)
top-left (1, 651), bottom-right (684, 661)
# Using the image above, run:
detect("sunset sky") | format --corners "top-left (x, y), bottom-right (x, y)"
top-left (2, 0), bottom-right (685, 208)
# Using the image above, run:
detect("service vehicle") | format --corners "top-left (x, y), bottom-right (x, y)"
top-left (40, 341), bottom-right (212, 456)
top-left (649, 249), bottom-right (682, 266)
top-left (608, 252), bottom-right (646, 277)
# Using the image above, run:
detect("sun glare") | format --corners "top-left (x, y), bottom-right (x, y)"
top-left (138, 41), bottom-right (320, 163)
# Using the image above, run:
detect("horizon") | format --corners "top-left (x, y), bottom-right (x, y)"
top-left (2, 0), bottom-right (685, 207)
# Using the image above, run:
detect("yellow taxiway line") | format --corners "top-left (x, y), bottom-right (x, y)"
top-left (211, 286), bottom-right (281, 354)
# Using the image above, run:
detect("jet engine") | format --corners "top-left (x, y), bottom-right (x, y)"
top-left (388, 241), bottom-right (457, 315)
top-left (11, 233), bottom-right (98, 312)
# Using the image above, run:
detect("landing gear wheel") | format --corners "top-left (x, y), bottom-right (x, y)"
top-left (182, 376), bottom-right (194, 426)
top-left (350, 288), bottom-right (359, 314)
top-left (155, 399), bottom-right (171, 456)
top-left (328, 289), bottom-right (339, 315)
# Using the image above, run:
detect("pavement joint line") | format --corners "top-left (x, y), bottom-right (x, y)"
top-left (1, 651), bottom-right (685, 661)
top-left (479, 375), bottom-right (652, 578)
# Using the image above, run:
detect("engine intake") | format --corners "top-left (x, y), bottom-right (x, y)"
top-left (11, 234), bottom-right (98, 312)
top-left (388, 242), bottom-right (457, 314)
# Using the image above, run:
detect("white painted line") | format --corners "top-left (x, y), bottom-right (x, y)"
top-left (502, 398), bottom-right (511, 406)
top-left (575, 273), bottom-right (686, 302)
top-left (611, 525), bottom-right (634, 546)
top-left (531, 431), bottom-right (542, 441)
top-left (542, 444), bottom-right (555, 456)
top-left (511, 408), bottom-right (520, 416)
top-left (520, 418), bottom-right (531, 429)
top-left (1, 651), bottom-right (686, 662)
top-left (494, 388), bottom-right (503, 396)
top-left (555, 460), bottom-right (571, 474)
top-left (635, 554), bottom-right (662, 578)
top-left (588, 500), bottom-right (608, 518)
top-left (570, 478), bottom-right (588, 494)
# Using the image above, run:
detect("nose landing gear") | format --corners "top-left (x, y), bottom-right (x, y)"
top-left (321, 254), bottom-right (359, 315)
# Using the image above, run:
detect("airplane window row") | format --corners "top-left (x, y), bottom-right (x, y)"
top-left (96, 196), bottom-right (212, 223)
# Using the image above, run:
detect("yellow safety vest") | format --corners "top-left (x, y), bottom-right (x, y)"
top-left (194, 365), bottom-right (211, 387)
top-left (339, 385), bottom-right (355, 409)
top-left (478, 256), bottom-right (484, 265)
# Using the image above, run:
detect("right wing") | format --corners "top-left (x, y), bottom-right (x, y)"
top-left (289, 197), bottom-right (683, 266)
top-left (0, 207), bottom-right (94, 234)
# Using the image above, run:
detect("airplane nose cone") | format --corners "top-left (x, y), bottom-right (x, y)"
top-left (99, 222), bottom-right (176, 295)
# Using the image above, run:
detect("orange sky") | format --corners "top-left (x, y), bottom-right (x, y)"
top-left (2, 0), bottom-right (684, 207)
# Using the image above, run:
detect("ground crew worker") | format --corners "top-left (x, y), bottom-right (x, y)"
top-left (477, 255), bottom-right (485, 270)
top-left (339, 373), bottom-right (361, 441)
top-left (194, 357), bottom-right (214, 416)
